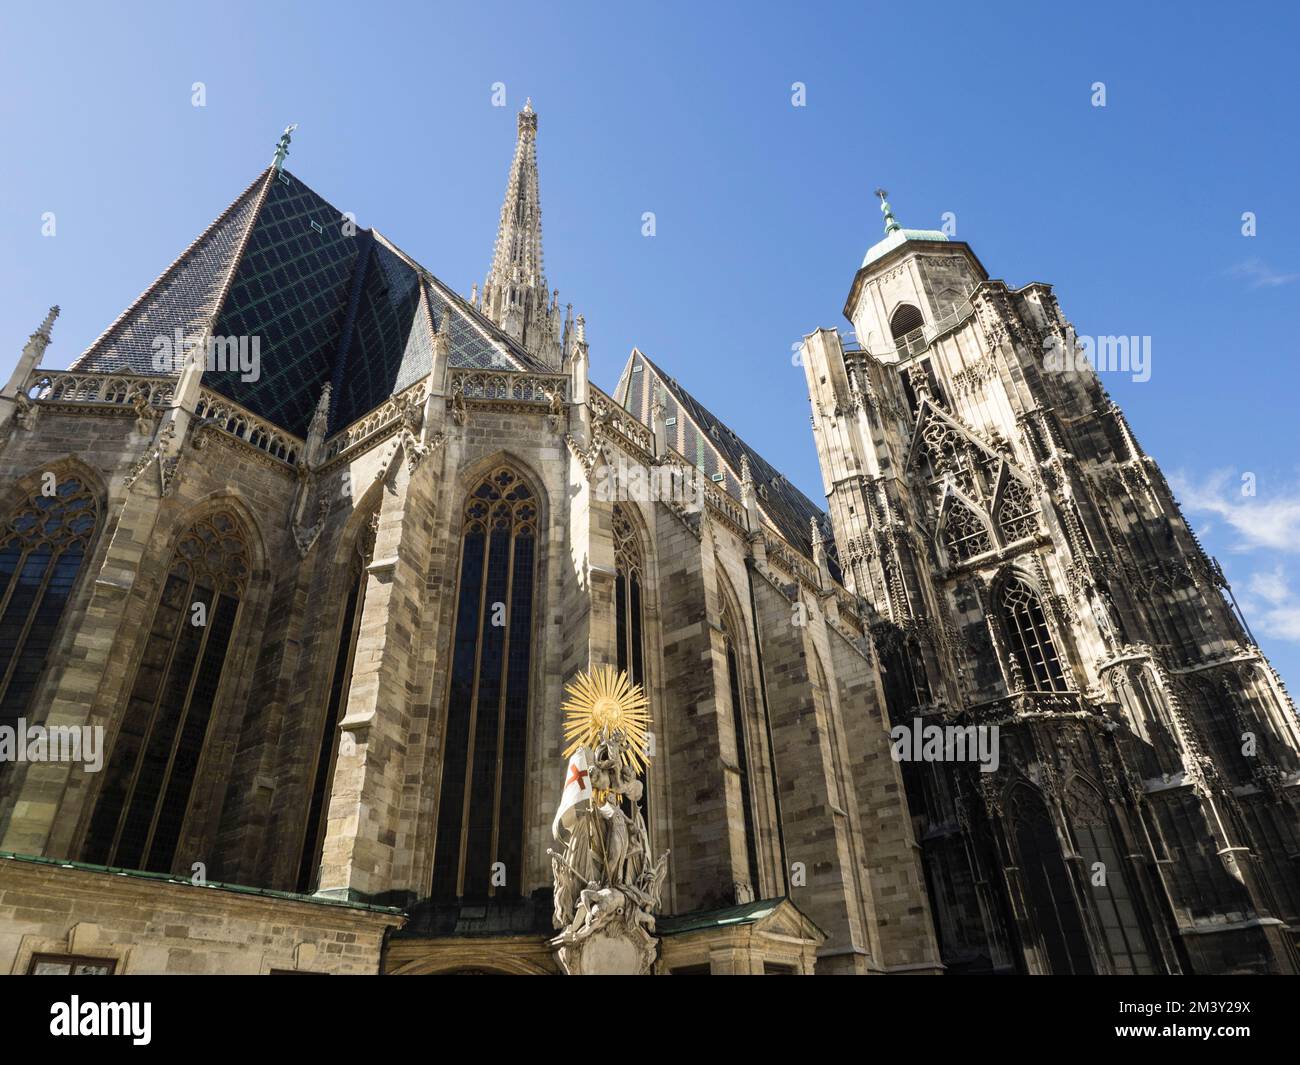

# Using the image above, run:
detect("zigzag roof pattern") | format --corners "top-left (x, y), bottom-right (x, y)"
top-left (71, 168), bottom-right (547, 436)
top-left (67, 161), bottom-right (834, 576)
top-left (615, 349), bottom-right (838, 577)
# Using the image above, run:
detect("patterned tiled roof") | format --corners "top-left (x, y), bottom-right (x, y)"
top-left (72, 168), bottom-right (546, 437)
top-left (70, 172), bottom-right (268, 376)
top-left (616, 350), bottom-right (839, 577)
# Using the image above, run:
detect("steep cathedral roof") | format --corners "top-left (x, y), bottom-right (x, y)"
top-left (71, 165), bottom-right (549, 436)
top-left (616, 349), bottom-right (838, 575)
top-left (68, 118), bottom-right (833, 575)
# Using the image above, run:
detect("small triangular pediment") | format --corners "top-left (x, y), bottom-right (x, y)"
top-left (751, 897), bottom-right (826, 944)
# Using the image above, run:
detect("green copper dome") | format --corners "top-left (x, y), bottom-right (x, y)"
top-left (862, 190), bottom-right (948, 267)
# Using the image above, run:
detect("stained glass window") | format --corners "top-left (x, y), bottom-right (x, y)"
top-left (431, 468), bottom-right (537, 900)
top-left (0, 476), bottom-right (99, 733)
top-left (84, 511), bottom-right (250, 873)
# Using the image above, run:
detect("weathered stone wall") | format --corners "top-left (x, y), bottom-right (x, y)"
top-left (0, 855), bottom-right (401, 975)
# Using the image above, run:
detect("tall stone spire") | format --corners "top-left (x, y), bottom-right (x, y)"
top-left (482, 98), bottom-right (564, 367)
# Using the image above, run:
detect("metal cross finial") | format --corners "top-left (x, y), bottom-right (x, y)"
top-left (875, 187), bottom-right (901, 235)
top-left (272, 123), bottom-right (298, 172)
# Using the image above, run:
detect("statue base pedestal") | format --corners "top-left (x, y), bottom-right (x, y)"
top-left (551, 919), bottom-right (657, 975)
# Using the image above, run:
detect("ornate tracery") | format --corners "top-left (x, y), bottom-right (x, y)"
top-left (1000, 576), bottom-right (1069, 693)
top-left (997, 476), bottom-right (1039, 543)
top-left (942, 495), bottom-right (993, 563)
top-left (0, 475), bottom-right (100, 729)
top-left (612, 504), bottom-right (645, 690)
top-left (1066, 779), bottom-right (1156, 974)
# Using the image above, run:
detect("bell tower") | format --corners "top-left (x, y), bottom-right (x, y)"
top-left (843, 190), bottom-right (985, 361)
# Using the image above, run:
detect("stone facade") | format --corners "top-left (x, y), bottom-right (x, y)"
top-left (0, 118), bottom-right (1293, 977)
top-left (796, 197), bottom-right (1300, 974)
top-left (0, 853), bottom-right (400, 975)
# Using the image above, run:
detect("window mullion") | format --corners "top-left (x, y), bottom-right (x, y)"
top-left (487, 525), bottom-right (518, 897)
top-left (139, 585), bottom-right (220, 870)
top-left (0, 546), bottom-right (54, 706)
top-left (108, 572), bottom-right (198, 865)
top-left (455, 529), bottom-right (494, 897)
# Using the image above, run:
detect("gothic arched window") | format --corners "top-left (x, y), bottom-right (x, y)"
top-left (921, 419), bottom-right (979, 498)
top-left (997, 477), bottom-right (1039, 543)
top-left (612, 505), bottom-right (645, 688)
top-left (1007, 785), bottom-right (1093, 974)
top-left (432, 467), bottom-right (538, 900)
top-left (1000, 577), bottom-right (1069, 692)
top-left (1067, 781), bottom-right (1156, 974)
top-left (890, 303), bottom-right (924, 340)
top-left (296, 511), bottom-right (376, 894)
top-left (0, 475), bottom-right (100, 730)
top-left (85, 510), bottom-right (251, 873)
top-left (612, 504), bottom-right (650, 829)
top-left (721, 604), bottom-right (761, 899)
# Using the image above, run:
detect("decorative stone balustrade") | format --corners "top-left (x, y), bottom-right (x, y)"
top-left (25, 369), bottom-right (175, 409)
top-left (194, 390), bottom-right (303, 465)
top-left (449, 369), bottom-right (567, 405)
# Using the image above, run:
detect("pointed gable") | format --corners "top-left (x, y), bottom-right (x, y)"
top-left (70, 158), bottom-right (562, 442)
top-left (618, 349), bottom-right (836, 571)
top-left (204, 169), bottom-right (367, 436)
top-left (70, 171), bottom-right (269, 376)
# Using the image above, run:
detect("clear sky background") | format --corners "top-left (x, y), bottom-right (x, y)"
top-left (2, 1), bottom-right (1298, 686)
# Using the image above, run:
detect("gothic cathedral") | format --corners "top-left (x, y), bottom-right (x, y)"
top-left (0, 104), bottom-right (1295, 975)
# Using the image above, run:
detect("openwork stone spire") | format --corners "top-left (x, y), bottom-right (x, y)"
top-left (481, 98), bottom-right (563, 367)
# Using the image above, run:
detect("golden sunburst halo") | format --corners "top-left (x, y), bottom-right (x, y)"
top-left (561, 665), bottom-right (651, 776)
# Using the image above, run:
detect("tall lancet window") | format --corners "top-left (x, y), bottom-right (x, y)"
top-left (612, 505), bottom-right (645, 691)
top-left (612, 504), bottom-right (649, 824)
top-left (432, 467), bottom-right (538, 901)
top-left (1068, 781), bottom-right (1156, 974)
top-left (1000, 576), bottom-right (1069, 693)
top-left (296, 512), bottom-right (376, 894)
top-left (722, 605), bottom-right (761, 899)
top-left (85, 511), bottom-right (250, 873)
top-left (0, 475), bottom-right (100, 732)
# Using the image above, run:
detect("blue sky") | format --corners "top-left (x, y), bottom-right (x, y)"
top-left (2, 0), bottom-right (1298, 686)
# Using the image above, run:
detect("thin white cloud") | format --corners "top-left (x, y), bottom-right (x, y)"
top-left (1242, 566), bottom-right (1300, 643)
top-left (1171, 470), bottom-right (1300, 553)
top-left (1228, 257), bottom-right (1300, 289)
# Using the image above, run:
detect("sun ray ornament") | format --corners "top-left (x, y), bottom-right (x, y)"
top-left (561, 664), bottom-right (651, 781)
top-left (549, 664), bottom-right (667, 974)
